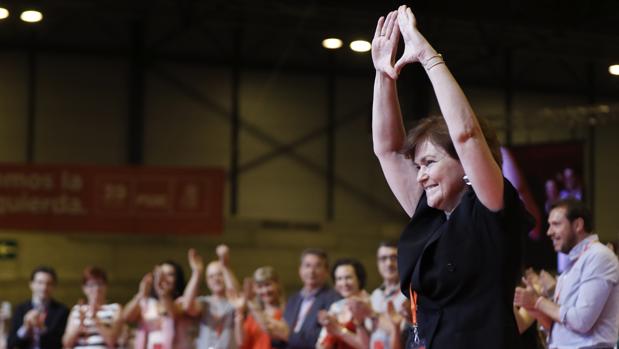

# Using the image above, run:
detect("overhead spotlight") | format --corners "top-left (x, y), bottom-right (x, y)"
top-left (609, 64), bottom-right (619, 76)
top-left (349, 40), bottom-right (371, 53)
top-left (322, 38), bottom-right (343, 50)
top-left (0, 7), bottom-right (9, 20)
top-left (20, 9), bottom-right (43, 23)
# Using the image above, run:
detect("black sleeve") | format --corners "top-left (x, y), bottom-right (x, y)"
top-left (41, 303), bottom-right (69, 349)
top-left (473, 178), bottom-right (534, 248)
top-left (7, 303), bottom-right (31, 349)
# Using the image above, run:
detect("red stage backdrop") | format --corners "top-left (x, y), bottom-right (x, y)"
top-left (0, 164), bottom-right (224, 234)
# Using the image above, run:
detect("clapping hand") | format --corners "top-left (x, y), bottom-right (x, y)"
top-left (347, 297), bottom-right (372, 325)
top-left (188, 248), bottom-right (205, 274)
top-left (514, 276), bottom-right (541, 310)
top-left (317, 309), bottom-right (338, 334)
top-left (216, 244), bottom-right (230, 267)
top-left (538, 270), bottom-right (557, 297)
top-left (138, 272), bottom-right (153, 299)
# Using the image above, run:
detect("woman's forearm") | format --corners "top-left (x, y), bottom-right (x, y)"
top-left (62, 321), bottom-right (82, 348)
top-left (182, 270), bottom-right (202, 314)
top-left (122, 294), bottom-right (142, 323)
top-left (372, 73), bottom-right (406, 156)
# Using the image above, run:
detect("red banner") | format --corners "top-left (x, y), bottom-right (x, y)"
top-left (0, 164), bottom-right (224, 234)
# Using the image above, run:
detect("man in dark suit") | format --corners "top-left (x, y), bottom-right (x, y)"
top-left (283, 248), bottom-right (341, 349)
top-left (7, 266), bottom-right (69, 349)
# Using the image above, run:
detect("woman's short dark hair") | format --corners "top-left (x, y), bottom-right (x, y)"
top-left (82, 266), bottom-right (108, 285)
top-left (400, 115), bottom-right (502, 167)
top-left (331, 258), bottom-right (367, 290)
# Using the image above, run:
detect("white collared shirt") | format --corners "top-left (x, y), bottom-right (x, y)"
top-left (549, 234), bottom-right (619, 349)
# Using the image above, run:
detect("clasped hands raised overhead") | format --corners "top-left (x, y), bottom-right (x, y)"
top-left (372, 5), bottom-right (444, 80)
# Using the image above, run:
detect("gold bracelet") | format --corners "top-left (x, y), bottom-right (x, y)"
top-left (423, 53), bottom-right (444, 71)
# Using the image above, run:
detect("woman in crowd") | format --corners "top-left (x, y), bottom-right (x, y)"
top-left (0, 301), bottom-right (10, 349)
top-left (122, 260), bottom-right (192, 349)
top-left (316, 258), bottom-right (370, 349)
top-left (183, 246), bottom-right (240, 349)
top-left (234, 266), bottom-right (288, 349)
top-left (62, 266), bottom-right (123, 349)
top-left (371, 5), bottom-right (533, 349)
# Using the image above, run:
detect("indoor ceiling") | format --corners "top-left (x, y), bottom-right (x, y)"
top-left (1, 0), bottom-right (619, 97)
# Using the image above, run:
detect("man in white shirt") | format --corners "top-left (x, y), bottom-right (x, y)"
top-left (369, 241), bottom-right (408, 349)
top-left (515, 199), bottom-right (619, 349)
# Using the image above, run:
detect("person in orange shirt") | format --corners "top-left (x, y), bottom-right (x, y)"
top-left (235, 267), bottom-right (289, 349)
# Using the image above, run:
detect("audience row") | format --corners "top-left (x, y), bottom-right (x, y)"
top-left (2, 240), bottom-right (616, 349)
top-left (1, 242), bottom-right (407, 349)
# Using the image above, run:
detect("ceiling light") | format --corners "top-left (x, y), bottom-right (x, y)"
top-left (609, 64), bottom-right (619, 76)
top-left (349, 40), bottom-right (371, 53)
top-left (0, 7), bottom-right (9, 20)
top-left (20, 10), bottom-right (43, 23)
top-left (322, 38), bottom-right (343, 50)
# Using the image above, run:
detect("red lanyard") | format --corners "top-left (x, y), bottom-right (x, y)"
top-left (409, 285), bottom-right (418, 326)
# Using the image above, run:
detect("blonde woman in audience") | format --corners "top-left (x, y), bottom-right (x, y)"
top-left (183, 245), bottom-right (240, 349)
top-left (234, 266), bottom-right (289, 349)
top-left (122, 260), bottom-right (192, 349)
top-left (63, 267), bottom-right (123, 349)
top-left (316, 259), bottom-right (370, 349)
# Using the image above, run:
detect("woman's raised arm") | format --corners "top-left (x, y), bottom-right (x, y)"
top-left (396, 5), bottom-right (504, 211)
top-left (372, 10), bottom-right (422, 217)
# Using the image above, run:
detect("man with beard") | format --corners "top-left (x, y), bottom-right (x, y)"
top-left (514, 199), bottom-right (619, 349)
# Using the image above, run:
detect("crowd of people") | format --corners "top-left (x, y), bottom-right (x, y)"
top-left (1, 5), bottom-right (619, 349)
top-left (0, 242), bottom-right (410, 349)
top-left (1, 229), bottom-right (617, 349)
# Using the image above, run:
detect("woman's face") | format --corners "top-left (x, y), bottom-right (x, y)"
top-left (254, 279), bottom-right (280, 306)
top-left (159, 263), bottom-right (177, 289)
top-left (414, 140), bottom-right (465, 212)
top-left (334, 265), bottom-right (360, 298)
top-left (82, 278), bottom-right (107, 305)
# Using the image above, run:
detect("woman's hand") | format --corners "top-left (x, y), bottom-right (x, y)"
top-left (371, 10), bottom-right (400, 80)
top-left (318, 310), bottom-right (340, 335)
top-left (394, 5), bottom-right (436, 74)
top-left (266, 318), bottom-right (289, 340)
top-left (187, 248), bottom-right (205, 274)
top-left (346, 297), bottom-right (372, 325)
top-left (228, 290), bottom-right (247, 313)
top-left (216, 244), bottom-right (230, 267)
top-left (138, 273), bottom-right (153, 299)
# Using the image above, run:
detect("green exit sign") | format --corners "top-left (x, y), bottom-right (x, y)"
top-left (0, 240), bottom-right (17, 259)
